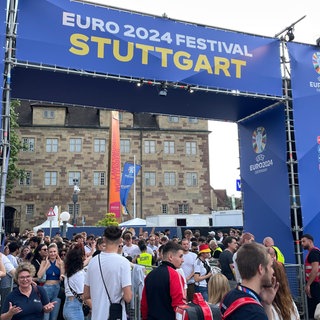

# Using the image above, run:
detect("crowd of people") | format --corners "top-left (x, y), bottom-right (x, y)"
top-left (0, 226), bottom-right (317, 319)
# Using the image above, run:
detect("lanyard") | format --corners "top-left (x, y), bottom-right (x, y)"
top-left (237, 285), bottom-right (260, 303)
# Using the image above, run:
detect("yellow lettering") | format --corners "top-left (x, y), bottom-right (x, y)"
top-left (113, 40), bottom-right (134, 62)
top-left (174, 51), bottom-right (193, 70)
top-left (214, 57), bottom-right (231, 77)
top-left (135, 44), bottom-right (155, 64)
top-left (194, 54), bottom-right (213, 74)
top-left (91, 36), bottom-right (112, 58)
top-left (231, 59), bottom-right (246, 78)
top-left (69, 33), bottom-right (89, 56)
top-left (155, 47), bottom-right (173, 67)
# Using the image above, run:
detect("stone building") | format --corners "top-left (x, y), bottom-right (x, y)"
top-left (5, 101), bottom-right (213, 232)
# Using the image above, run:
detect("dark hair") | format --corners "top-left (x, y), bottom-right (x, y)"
top-left (301, 234), bottom-right (314, 242)
top-left (138, 240), bottom-right (147, 252)
top-left (8, 241), bottom-right (20, 253)
top-left (162, 241), bottom-right (183, 258)
top-left (31, 243), bottom-right (47, 262)
top-left (223, 236), bottom-right (236, 248)
top-left (29, 236), bottom-right (41, 244)
top-left (65, 244), bottom-right (85, 277)
top-left (104, 226), bottom-right (122, 242)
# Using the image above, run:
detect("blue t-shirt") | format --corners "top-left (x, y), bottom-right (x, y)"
top-left (2, 286), bottom-right (49, 320)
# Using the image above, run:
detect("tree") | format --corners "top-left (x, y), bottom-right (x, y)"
top-left (96, 212), bottom-right (119, 226)
top-left (6, 100), bottom-right (25, 195)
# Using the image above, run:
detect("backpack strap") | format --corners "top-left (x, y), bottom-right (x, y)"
top-left (222, 297), bottom-right (262, 320)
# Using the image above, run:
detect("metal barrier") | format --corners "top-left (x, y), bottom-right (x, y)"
top-left (284, 263), bottom-right (309, 320)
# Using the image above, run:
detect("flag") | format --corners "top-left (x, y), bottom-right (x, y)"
top-left (120, 162), bottom-right (141, 208)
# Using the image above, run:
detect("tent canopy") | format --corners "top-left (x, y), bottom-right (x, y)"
top-left (33, 218), bottom-right (73, 232)
top-left (119, 218), bottom-right (147, 226)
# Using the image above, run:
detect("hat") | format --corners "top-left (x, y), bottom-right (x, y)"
top-left (198, 244), bottom-right (211, 254)
top-left (208, 231), bottom-right (215, 236)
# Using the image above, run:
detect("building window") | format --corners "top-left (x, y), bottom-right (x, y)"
top-left (94, 172), bottom-right (106, 186)
top-left (118, 112), bottom-right (123, 121)
top-left (164, 172), bottom-right (176, 186)
top-left (188, 117), bottom-right (198, 124)
top-left (19, 171), bottom-right (32, 185)
top-left (22, 138), bottom-right (35, 152)
top-left (164, 141), bottom-right (175, 154)
top-left (94, 139), bottom-right (106, 153)
top-left (144, 140), bottom-right (156, 154)
top-left (26, 204), bottom-right (34, 217)
top-left (69, 138), bottom-right (82, 152)
top-left (46, 138), bottom-right (58, 153)
top-left (120, 139), bottom-right (130, 153)
top-left (186, 142), bottom-right (197, 155)
top-left (68, 172), bottom-right (81, 186)
top-left (168, 116), bottom-right (179, 123)
top-left (186, 172), bottom-right (198, 186)
top-left (162, 204), bottom-right (168, 214)
top-left (43, 110), bottom-right (55, 119)
top-left (45, 171), bottom-right (57, 186)
top-left (145, 172), bottom-right (156, 186)
top-left (178, 204), bottom-right (189, 214)
top-left (68, 204), bottom-right (80, 216)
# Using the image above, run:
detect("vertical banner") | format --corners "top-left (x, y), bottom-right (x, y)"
top-left (120, 162), bottom-right (141, 209)
top-left (239, 105), bottom-right (293, 262)
top-left (288, 42), bottom-right (320, 245)
top-left (108, 111), bottom-right (121, 218)
top-left (0, 0), bottom-right (6, 129)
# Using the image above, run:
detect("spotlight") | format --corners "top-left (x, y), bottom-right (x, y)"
top-left (187, 85), bottom-right (194, 93)
top-left (137, 79), bottom-right (143, 87)
top-left (159, 83), bottom-right (167, 96)
top-left (284, 28), bottom-right (295, 42)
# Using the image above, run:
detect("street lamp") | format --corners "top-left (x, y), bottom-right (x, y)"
top-left (60, 211), bottom-right (70, 238)
top-left (72, 178), bottom-right (80, 226)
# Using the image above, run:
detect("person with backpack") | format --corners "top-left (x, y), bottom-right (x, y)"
top-left (220, 242), bottom-right (279, 320)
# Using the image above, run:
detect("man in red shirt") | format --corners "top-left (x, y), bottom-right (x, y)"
top-left (301, 234), bottom-right (320, 318)
top-left (141, 241), bottom-right (186, 320)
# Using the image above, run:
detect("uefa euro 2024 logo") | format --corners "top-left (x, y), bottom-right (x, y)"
top-left (252, 127), bottom-right (266, 154)
top-left (312, 52), bottom-right (320, 75)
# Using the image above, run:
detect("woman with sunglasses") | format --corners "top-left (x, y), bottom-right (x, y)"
top-left (1, 262), bottom-right (56, 320)
top-left (30, 243), bottom-right (48, 284)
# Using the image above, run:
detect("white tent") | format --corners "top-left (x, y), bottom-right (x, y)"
top-left (33, 218), bottom-right (73, 232)
top-left (119, 218), bottom-right (147, 226)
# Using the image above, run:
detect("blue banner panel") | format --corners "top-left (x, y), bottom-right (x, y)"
top-left (0, 0), bottom-right (6, 130)
top-left (15, 0), bottom-right (282, 96)
top-left (288, 42), bottom-right (320, 246)
top-left (239, 105), bottom-right (293, 262)
top-left (120, 162), bottom-right (141, 208)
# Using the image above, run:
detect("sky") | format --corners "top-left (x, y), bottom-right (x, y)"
top-left (85, 0), bottom-right (318, 196)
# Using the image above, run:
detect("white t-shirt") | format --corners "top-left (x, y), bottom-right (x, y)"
top-left (122, 244), bottom-right (139, 258)
top-left (181, 251), bottom-right (197, 284)
top-left (85, 252), bottom-right (132, 320)
top-left (194, 258), bottom-right (210, 287)
top-left (64, 270), bottom-right (85, 297)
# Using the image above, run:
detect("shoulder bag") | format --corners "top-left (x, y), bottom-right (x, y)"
top-left (67, 277), bottom-right (91, 316)
top-left (98, 254), bottom-right (123, 320)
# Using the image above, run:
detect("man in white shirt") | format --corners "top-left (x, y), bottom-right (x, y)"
top-left (181, 238), bottom-right (197, 301)
top-left (84, 226), bottom-right (132, 320)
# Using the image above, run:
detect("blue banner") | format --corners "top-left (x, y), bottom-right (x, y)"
top-left (288, 42), bottom-right (320, 245)
top-left (239, 105), bottom-right (293, 262)
top-left (120, 162), bottom-right (141, 208)
top-left (16, 0), bottom-right (282, 96)
top-left (0, 0), bottom-right (6, 131)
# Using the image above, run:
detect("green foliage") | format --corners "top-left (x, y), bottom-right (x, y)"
top-left (6, 100), bottom-right (25, 195)
top-left (96, 212), bottom-right (119, 226)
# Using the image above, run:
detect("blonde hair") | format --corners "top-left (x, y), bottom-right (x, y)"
top-left (208, 273), bottom-right (230, 305)
top-left (14, 262), bottom-right (36, 282)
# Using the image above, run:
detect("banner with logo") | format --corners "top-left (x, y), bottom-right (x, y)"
top-left (15, 0), bottom-right (282, 96)
top-left (239, 105), bottom-right (293, 262)
top-left (120, 162), bottom-right (141, 209)
top-left (288, 43), bottom-right (320, 245)
top-left (108, 111), bottom-right (121, 218)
